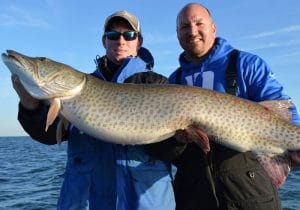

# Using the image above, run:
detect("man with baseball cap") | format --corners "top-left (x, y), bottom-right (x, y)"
top-left (104, 10), bottom-right (141, 32)
top-left (13, 10), bottom-right (178, 210)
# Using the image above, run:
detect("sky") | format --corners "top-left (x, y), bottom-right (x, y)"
top-left (1, 0), bottom-right (300, 136)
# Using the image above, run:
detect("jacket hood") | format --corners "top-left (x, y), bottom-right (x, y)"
top-left (178, 37), bottom-right (234, 71)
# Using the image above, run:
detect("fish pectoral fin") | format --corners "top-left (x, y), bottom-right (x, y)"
top-left (185, 125), bottom-right (210, 154)
top-left (255, 152), bottom-right (291, 189)
top-left (45, 98), bottom-right (61, 132)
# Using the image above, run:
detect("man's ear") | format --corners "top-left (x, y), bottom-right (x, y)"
top-left (102, 35), bottom-right (106, 49)
top-left (212, 23), bottom-right (217, 35)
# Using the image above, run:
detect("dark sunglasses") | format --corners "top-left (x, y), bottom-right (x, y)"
top-left (104, 31), bottom-right (138, 41)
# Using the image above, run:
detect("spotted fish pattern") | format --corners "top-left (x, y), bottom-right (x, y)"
top-left (2, 50), bottom-right (300, 188)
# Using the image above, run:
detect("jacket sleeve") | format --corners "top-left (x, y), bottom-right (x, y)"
top-left (18, 102), bottom-right (63, 145)
top-left (238, 52), bottom-right (300, 126)
top-left (124, 71), bottom-right (187, 161)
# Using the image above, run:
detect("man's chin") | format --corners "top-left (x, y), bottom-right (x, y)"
top-left (187, 46), bottom-right (204, 54)
top-left (114, 56), bottom-right (127, 64)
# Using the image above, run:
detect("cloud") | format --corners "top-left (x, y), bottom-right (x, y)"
top-left (240, 25), bottom-right (300, 40)
top-left (243, 39), bottom-right (300, 51)
top-left (0, 5), bottom-right (51, 28)
top-left (236, 25), bottom-right (300, 52)
top-left (280, 51), bottom-right (300, 58)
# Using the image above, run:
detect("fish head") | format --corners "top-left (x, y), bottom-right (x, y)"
top-left (2, 50), bottom-right (85, 100)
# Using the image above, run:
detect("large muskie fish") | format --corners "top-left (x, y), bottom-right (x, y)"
top-left (2, 50), bottom-right (300, 188)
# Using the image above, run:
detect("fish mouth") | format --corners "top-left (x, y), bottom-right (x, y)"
top-left (1, 50), bottom-right (31, 77)
top-left (2, 49), bottom-right (86, 100)
top-left (2, 50), bottom-right (25, 68)
top-left (2, 50), bottom-right (46, 98)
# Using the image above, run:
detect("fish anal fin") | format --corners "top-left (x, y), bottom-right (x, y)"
top-left (46, 98), bottom-right (61, 132)
top-left (255, 152), bottom-right (291, 189)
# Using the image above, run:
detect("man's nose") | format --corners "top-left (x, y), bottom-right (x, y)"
top-left (189, 25), bottom-right (198, 36)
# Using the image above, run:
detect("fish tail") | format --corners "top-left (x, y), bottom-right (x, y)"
top-left (255, 152), bottom-right (291, 188)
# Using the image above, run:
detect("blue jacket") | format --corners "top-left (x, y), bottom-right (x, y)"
top-left (169, 37), bottom-right (300, 125)
top-left (57, 54), bottom-right (176, 210)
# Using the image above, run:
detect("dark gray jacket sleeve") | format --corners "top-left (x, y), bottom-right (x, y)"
top-left (18, 103), bottom-right (62, 145)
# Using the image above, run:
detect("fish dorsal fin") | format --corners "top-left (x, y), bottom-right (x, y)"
top-left (259, 100), bottom-right (293, 121)
top-left (255, 152), bottom-right (291, 188)
top-left (45, 98), bottom-right (61, 131)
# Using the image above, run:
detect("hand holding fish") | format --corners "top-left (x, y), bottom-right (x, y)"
top-left (11, 74), bottom-right (40, 110)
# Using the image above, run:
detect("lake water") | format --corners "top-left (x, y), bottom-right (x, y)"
top-left (0, 136), bottom-right (299, 209)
